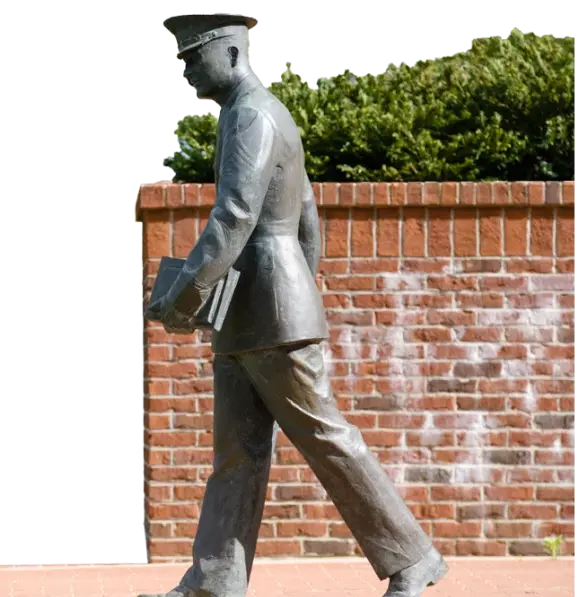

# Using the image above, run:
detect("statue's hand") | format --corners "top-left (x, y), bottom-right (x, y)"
top-left (145, 293), bottom-right (196, 335)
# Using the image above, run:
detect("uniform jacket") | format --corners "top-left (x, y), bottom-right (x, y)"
top-left (168, 72), bottom-right (329, 354)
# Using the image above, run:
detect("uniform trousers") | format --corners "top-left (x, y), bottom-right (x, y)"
top-left (178, 341), bottom-right (433, 596)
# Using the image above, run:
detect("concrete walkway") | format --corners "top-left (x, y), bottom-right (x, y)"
top-left (0, 557), bottom-right (574, 597)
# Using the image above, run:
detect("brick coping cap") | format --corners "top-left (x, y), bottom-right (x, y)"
top-left (136, 181), bottom-right (574, 221)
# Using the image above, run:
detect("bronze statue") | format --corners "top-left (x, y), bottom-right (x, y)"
top-left (143, 13), bottom-right (448, 597)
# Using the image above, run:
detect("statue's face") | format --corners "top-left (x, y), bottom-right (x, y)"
top-left (182, 42), bottom-right (231, 99)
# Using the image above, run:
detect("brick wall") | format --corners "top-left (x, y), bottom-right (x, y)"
top-left (137, 181), bottom-right (575, 561)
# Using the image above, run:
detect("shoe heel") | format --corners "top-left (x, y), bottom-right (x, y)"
top-left (427, 559), bottom-right (448, 586)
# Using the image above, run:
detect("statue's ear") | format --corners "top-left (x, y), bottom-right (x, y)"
top-left (228, 46), bottom-right (239, 67)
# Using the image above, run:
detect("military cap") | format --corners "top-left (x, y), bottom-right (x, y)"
top-left (164, 13), bottom-right (258, 59)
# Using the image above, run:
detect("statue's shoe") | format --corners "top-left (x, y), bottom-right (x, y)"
top-left (383, 547), bottom-right (448, 596)
top-left (137, 586), bottom-right (196, 597)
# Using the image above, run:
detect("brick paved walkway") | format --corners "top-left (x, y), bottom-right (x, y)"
top-left (0, 557), bottom-right (574, 597)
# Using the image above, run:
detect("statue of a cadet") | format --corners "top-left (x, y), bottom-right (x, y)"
top-left (143, 13), bottom-right (448, 597)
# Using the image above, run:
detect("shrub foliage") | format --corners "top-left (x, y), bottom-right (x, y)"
top-left (164, 29), bottom-right (574, 182)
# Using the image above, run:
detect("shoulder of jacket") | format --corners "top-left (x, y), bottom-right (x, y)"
top-left (225, 102), bottom-right (278, 137)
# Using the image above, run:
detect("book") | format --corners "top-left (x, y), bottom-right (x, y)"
top-left (147, 257), bottom-right (240, 332)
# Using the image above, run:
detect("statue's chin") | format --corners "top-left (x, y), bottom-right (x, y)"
top-left (193, 82), bottom-right (214, 100)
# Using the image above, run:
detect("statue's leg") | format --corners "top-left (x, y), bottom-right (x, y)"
top-left (237, 341), bottom-right (435, 581)
top-left (178, 353), bottom-right (276, 597)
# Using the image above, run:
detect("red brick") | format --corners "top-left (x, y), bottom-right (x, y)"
top-left (482, 412), bottom-right (531, 428)
top-left (199, 185), bottom-right (215, 206)
top-left (405, 328), bottom-right (452, 342)
top-left (461, 327), bottom-right (501, 342)
top-left (183, 184), bottom-right (199, 206)
top-left (145, 414), bottom-right (171, 430)
top-left (339, 183), bottom-right (355, 206)
top-left (303, 504), bottom-right (342, 520)
top-left (441, 182), bottom-right (458, 205)
top-left (477, 182), bottom-right (492, 204)
top-left (144, 212), bottom-right (170, 258)
top-left (457, 292), bottom-right (504, 308)
top-left (351, 258), bottom-right (398, 273)
top-left (485, 522), bottom-right (534, 538)
top-left (355, 182), bottom-right (371, 206)
top-left (361, 430), bottom-right (402, 447)
top-left (493, 182), bottom-right (509, 204)
top-left (484, 486), bottom-right (534, 501)
top-left (433, 521), bottom-right (481, 538)
top-left (304, 540), bottom-right (353, 556)
top-left (528, 182), bottom-right (545, 204)
top-left (350, 210), bottom-right (374, 256)
top-left (277, 521), bottom-right (327, 537)
top-left (509, 504), bottom-right (558, 519)
top-left (428, 210), bottom-right (451, 256)
top-left (507, 467), bottom-right (555, 483)
top-left (372, 182), bottom-right (389, 205)
top-left (545, 181), bottom-right (561, 204)
top-left (479, 208), bottom-right (503, 256)
top-left (454, 209), bottom-right (477, 256)
top-left (480, 275), bottom-right (528, 291)
top-left (406, 182), bottom-right (423, 205)
top-left (255, 541), bottom-right (301, 556)
top-left (172, 209), bottom-right (196, 258)
top-left (504, 208), bottom-right (528, 255)
top-left (325, 209), bottom-right (349, 257)
top-left (149, 541), bottom-right (192, 557)
top-left (431, 486), bottom-right (481, 501)
top-left (457, 503), bottom-right (505, 520)
top-left (329, 522), bottom-right (353, 538)
top-left (311, 182), bottom-right (322, 203)
top-left (166, 184), bottom-right (183, 208)
top-left (146, 485), bottom-right (172, 501)
top-left (319, 184), bottom-right (336, 206)
top-left (406, 397), bottom-right (456, 411)
top-left (456, 540), bottom-right (506, 556)
top-left (409, 503), bottom-right (455, 519)
top-left (557, 209), bottom-right (574, 257)
top-left (511, 182), bottom-right (528, 204)
top-left (536, 522), bottom-right (574, 539)
top-left (424, 182), bottom-right (440, 205)
top-left (403, 207), bottom-right (426, 256)
top-left (390, 182), bottom-right (406, 205)
top-left (530, 208), bottom-right (554, 256)
top-left (377, 208), bottom-right (400, 256)
top-left (536, 487), bottom-right (574, 501)
top-left (427, 276), bottom-right (478, 291)
top-left (563, 181), bottom-right (574, 205)
top-left (145, 449), bottom-right (172, 465)
top-left (140, 184), bottom-right (165, 209)
top-left (460, 182), bottom-right (475, 205)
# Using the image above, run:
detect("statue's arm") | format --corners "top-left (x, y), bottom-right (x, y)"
top-left (167, 107), bottom-right (277, 316)
top-left (298, 171), bottom-right (321, 277)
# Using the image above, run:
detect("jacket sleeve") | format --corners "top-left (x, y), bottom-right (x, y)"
top-left (298, 171), bottom-right (322, 277)
top-left (167, 107), bottom-right (277, 316)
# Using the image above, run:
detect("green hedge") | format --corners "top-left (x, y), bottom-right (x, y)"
top-left (164, 29), bottom-right (574, 182)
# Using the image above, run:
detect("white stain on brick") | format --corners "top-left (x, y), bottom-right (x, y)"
top-left (419, 413), bottom-right (443, 447)
top-left (555, 360), bottom-right (574, 376)
top-left (478, 310), bottom-right (530, 326)
top-left (528, 309), bottom-right (563, 326)
top-left (380, 274), bottom-right (423, 291)
top-left (502, 360), bottom-right (532, 378)
top-left (455, 415), bottom-right (492, 484)
top-left (523, 381), bottom-right (536, 412)
top-left (478, 344), bottom-right (499, 360)
top-left (339, 327), bottom-right (360, 360)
